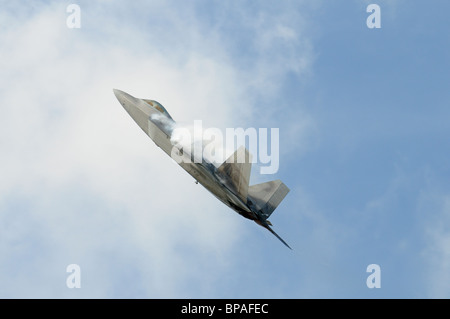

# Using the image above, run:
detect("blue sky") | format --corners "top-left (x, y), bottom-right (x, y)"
top-left (0, 0), bottom-right (449, 298)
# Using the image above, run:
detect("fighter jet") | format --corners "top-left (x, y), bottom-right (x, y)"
top-left (113, 89), bottom-right (291, 249)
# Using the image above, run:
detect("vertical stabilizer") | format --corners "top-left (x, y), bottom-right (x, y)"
top-left (217, 146), bottom-right (252, 201)
top-left (248, 180), bottom-right (290, 219)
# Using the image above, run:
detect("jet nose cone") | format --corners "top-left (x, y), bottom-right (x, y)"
top-left (113, 88), bottom-right (150, 133)
top-left (113, 89), bottom-right (138, 106)
top-left (113, 88), bottom-right (134, 108)
top-left (113, 88), bottom-right (125, 101)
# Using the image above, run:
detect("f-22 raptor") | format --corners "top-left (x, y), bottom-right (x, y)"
top-left (113, 89), bottom-right (291, 249)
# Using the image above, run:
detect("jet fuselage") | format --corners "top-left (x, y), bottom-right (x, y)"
top-left (113, 89), bottom-right (256, 221)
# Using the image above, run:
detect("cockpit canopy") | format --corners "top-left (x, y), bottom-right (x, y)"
top-left (143, 99), bottom-right (173, 120)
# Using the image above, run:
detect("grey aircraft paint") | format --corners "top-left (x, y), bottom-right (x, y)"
top-left (113, 89), bottom-right (291, 248)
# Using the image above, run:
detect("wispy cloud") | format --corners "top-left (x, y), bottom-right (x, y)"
top-left (0, 1), bottom-right (317, 297)
top-left (419, 191), bottom-right (450, 298)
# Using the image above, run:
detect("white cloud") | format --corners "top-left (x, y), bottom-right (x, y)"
top-left (420, 193), bottom-right (450, 298)
top-left (0, 1), bottom-right (316, 297)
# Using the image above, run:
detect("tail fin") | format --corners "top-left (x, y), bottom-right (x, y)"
top-left (248, 180), bottom-right (290, 219)
top-left (217, 146), bottom-right (252, 201)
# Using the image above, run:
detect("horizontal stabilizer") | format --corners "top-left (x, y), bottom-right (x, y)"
top-left (217, 146), bottom-right (252, 201)
top-left (248, 180), bottom-right (290, 219)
